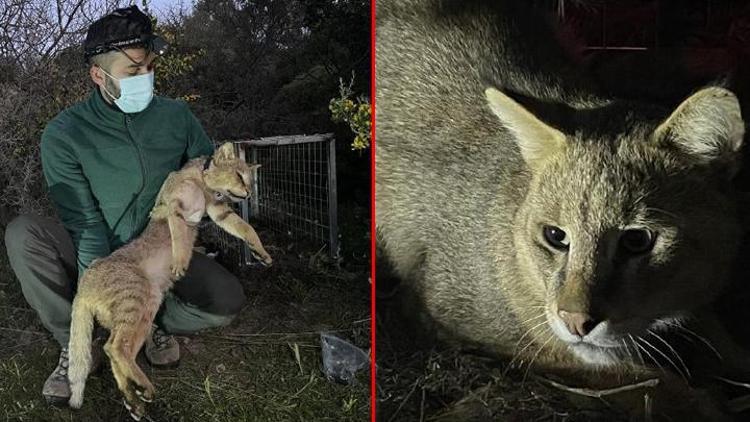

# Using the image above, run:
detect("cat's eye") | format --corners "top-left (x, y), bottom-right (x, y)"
top-left (543, 225), bottom-right (569, 250)
top-left (237, 171), bottom-right (249, 185)
top-left (620, 229), bottom-right (655, 254)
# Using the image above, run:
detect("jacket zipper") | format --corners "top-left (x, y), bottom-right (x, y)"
top-left (123, 115), bottom-right (147, 232)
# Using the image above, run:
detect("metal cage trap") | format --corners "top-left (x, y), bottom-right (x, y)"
top-left (201, 133), bottom-right (339, 268)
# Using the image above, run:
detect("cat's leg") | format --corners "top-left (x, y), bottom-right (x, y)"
top-left (167, 205), bottom-right (194, 279)
top-left (107, 327), bottom-right (147, 420)
top-left (166, 181), bottom-right (205, 279)
top-left (104, 328), bottom-right (145, 419)
top-left (207, 202), bottom-right (273, 266)
top-left (118, 317), bottom-right (156, 403)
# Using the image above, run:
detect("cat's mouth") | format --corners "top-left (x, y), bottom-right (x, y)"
top-left (543, 306), bottom-right (653, 366)
top-left (546, 311), bottom-right (631, 348)
top-left (549, 316), bottom-right (632, 366)
top-left (544, 307), bottom-right (686, 367)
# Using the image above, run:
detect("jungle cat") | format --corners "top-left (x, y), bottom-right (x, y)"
top-left (376, 0), bottom-right (748, 419)
top-left (67, 142), bottom-right (273, 419)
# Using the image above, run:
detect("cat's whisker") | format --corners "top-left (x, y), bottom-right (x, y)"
top-left (507, 320), bottom-right (549, 371)
top-left (629, 335), bottom-right (647, 368)
top-left (658, 321), bottom-right (722, 361)
top-left (620, 338), bottom-right (636, 367)
top-left (632, 190), bottom-right (650, 206)
top-left (635, 336), bottom-right (667, 376)
top-left (639, 335), bottom-right (688, 382)
top-left (512, 319), bottom-right (548, 353)
top-left (645, 206), bottom-right (679, 221)
top-left (518, 312), bottom-right (546, 326)
top-left (522, 332), bottom-right (555, 384)
top-left (648, 329), bottom-right (691, 379)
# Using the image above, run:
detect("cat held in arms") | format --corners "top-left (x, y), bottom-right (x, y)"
top-left (66, 142), bottom-right (273, 420)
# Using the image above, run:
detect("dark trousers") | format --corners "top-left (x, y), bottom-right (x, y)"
top-left (4, 215), bottom-right (247, 346)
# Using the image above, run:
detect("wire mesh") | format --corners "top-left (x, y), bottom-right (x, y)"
top-left (199, 202), bottom-right (245, 270)
top-left (203, 134), bottom-right (339, 268)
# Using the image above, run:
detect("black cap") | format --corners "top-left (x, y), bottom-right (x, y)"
top-left (83, 5), bottom-right (169, 61)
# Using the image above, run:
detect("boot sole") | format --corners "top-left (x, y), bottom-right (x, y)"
top-left (44, 394), bottom-right (70, 407)
top-left (145, 359), bottom-right (180, 369)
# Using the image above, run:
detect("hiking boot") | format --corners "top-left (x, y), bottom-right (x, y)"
top-left (43, 337), bottom-right (104, 406)
top-left (43, 346), bottom-right (70, 405)
top-left (145, 325), bottom-right (180, 368)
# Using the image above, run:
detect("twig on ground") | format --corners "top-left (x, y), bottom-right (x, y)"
top-left (388, 378), bottom-right (420, 422)
top-left (179, 379), bottom-right (209, 394)
top-left (644, 392), bottom-right (653, 422)
top-left (307, 245), bottom-right (327, 268)
top-left (291, 372), bottom-right (316, 399)
top-left (538, 376), bottom-right (660, 398)
top-left (419, 387), bottom-right (426, 422)
top-left (289, 342), bottom-right (303, 374)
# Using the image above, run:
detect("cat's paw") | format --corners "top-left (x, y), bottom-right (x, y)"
top-left (260, 253), bottom-right (273, 267)
top-left (123, 398), bottom-right (146, 421)
top-left (171, 258), bottom-right (189, 279)
top-left (251, 251), bottom-right (273, 267)
top-left (133, 384), bottom-right (155, 403)
top-left (171, 247), bottom-right (193, 279)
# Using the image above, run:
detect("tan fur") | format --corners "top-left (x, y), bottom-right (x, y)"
top-left (67, 142), bottom-right (272, 417)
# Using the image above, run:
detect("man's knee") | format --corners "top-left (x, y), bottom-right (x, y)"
top-left (206, 275), bottom-right (247, 316)
top-left (5, 215), bottom-right (43, 258)
top-left (159, 280), bottom-right (246, 334)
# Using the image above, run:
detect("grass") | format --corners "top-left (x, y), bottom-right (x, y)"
top-left (0, 220), bottom-right (371, 422)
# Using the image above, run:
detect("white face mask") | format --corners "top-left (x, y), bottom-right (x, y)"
top-left (100, 68), bottom-right (154, 113)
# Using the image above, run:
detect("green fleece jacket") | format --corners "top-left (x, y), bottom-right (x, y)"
top-left (40, 89), bottom-right (214, 276)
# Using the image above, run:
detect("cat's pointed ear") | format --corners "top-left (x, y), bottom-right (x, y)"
top-left (654, 87), bottom-right (744, 168)
top-left (214, 142), bottom-right (237, 162)
top-left (249, 164), bottom-right (262, 171)
top-left (485, 87), bottom-right (566, 171)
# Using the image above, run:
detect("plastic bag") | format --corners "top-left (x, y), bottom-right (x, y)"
top-left (320, 333), bottom-right (370, 385)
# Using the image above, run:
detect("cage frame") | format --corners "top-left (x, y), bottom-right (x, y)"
top-left (230, 133), bottom-right (340, 265)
